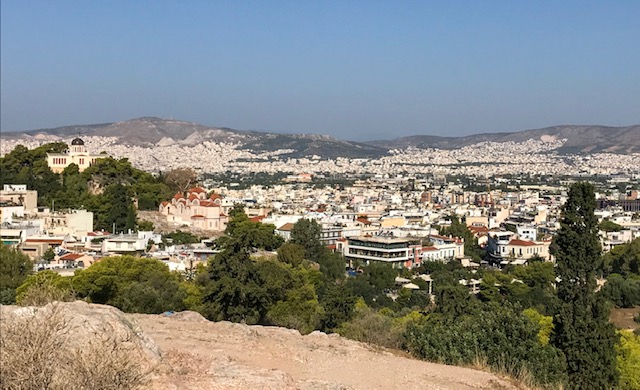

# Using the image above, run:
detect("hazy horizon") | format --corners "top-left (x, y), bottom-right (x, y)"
top-left (3, 115), bottom-right (640, 143)
top-left (2, 1), bottom-right (639, 140)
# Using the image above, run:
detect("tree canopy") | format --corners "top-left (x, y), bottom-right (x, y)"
top-left (0, 244), bottom-right (34, 304)
top-left (72, 255), bottom-right (185, 314)
top-left (551, 182), bottom-right (618, 388)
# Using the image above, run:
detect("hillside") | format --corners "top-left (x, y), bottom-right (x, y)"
top-left (2, 118), bottom-right (639, 156)
top-left (1, 301), bottom-right (517, 390)
top-left (0, 117), bottom-right (387, 159)
top-left (366, 125), bottom-right (640, 153)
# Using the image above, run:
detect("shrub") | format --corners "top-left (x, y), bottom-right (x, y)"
top-left (16, 270), bottom-right (73, 306)
top-left (404, 303), bottom-right (567, 387)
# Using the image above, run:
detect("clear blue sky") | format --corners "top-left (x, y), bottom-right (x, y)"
top-left (1, 0), bottom-right (639, 140)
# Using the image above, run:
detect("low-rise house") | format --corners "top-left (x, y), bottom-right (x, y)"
top-left (57, 252), bottom-right (95, 268)
top-left (102, 235), bottom-right (146, 255)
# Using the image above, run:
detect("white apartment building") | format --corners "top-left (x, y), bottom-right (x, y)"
top-left (0, 185), bottom-right (38, 214)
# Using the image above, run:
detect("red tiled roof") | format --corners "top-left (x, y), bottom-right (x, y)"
top-left (250, 216), bottom-right (265, 223)
top-left (25, 239), bottom-right (63, 244)
top-left (173, 193), bottom-right (183, 199)
top-left (200, 200), bottom-right (220, 207)
top-left (60, 253), bottom-right (83, 260)
top-left (88, 231), bottom-right (110, 236)
top-left (188, 187), bottom-right (206, 193)
top-left (191, 214), bottom-right (205, 219)
top-left (278, 223), bottom-right (295, 231)
top-left (210, 193), bottom-right (222, 200)
top-left (469, 226), bottom-right (489, 233)
top-left (188, 194), bottom-right (199, 201)
top-left (161, 201), bottom-right (169, 206)
top-left (509, 239), bottom-right (537, 246)
top-left (422, 246), bottom-right (438, 251)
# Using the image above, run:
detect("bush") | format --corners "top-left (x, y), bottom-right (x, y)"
top-left (404, 303), bottom-right (567, 387)
top-left (336, 299), bottom-right (423, 349)
top-left (16, 270), bottom-right (73, 306)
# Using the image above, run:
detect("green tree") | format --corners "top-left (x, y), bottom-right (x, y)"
top-left (600, 274), bottom-right (640, 308)
top-left (605, 238), bottom-right (640, 277)
top-left (617, 330), bottom-right (640, 390)
top-left (221, 205), bottom-right (282, 251)
top-left (316, 250), bottom-right (345, 282)
top-left (523, 307), bottom-right (554, 345)
top-left (201, 245), bottom-right (268, 324)
top-left (0, 244), bottom-right (33, 304)
top-left (137, 220), bottom-right (155, 231)
top-left (277, 243), bottom-right (305, 267)
top-left (72, 255), bottom-right (185, 313)
top-left (291, 219), bottom-right (324, 262)
top-left (550, 182), bottom-right (619, 389)
top-left (318, 282), bottom-right (357, 331)
top-left (163, 230), bottom-right (200, 245)
top-left (93, 184), bottom-right (136, 232)
top-left (599, 220), bottom-right (623, 232)
top-left (42, 248), bottom-right (56, 262)
top-left (365, 262), bottom-right (396, 291)
top-left (434, 283), bottom-right (478, 320)
top-left (439, 215), bottom-right (484, 260)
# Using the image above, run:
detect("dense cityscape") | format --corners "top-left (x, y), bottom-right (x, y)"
top-left (2, 1), bottom-right (640, 388)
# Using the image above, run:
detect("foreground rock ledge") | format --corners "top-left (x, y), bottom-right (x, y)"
top-left (2, 302), bottom-right (517, 389)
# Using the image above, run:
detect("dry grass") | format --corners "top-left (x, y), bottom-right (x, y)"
top-left (0, 303), bottom-right (151, 390)
top-left (16, 281), bottom-right (73, 307)
top-left (610, 306), bottom-right (640, 331)
top-left (470, 354), bottom-right (563, 390)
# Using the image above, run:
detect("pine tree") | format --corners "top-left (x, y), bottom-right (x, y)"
top-left (551, 182), bottom-right (618, 389)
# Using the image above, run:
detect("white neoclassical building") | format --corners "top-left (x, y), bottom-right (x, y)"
top-left (46, 138), bottom-right (109, 173)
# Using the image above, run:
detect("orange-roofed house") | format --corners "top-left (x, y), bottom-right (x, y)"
top-left (159, 188), bottom-right (228, 231)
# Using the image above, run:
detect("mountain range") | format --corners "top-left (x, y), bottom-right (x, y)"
top-left (2, 117), bottom-right (639, 157)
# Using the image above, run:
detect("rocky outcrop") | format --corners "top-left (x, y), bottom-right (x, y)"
top-left (0, 302), bottom-right (518, 389)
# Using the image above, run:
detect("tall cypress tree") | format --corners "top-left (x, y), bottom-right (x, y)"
top-left (551, 182), bottom-right (618, 389)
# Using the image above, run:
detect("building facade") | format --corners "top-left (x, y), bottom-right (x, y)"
top-left (46, 138), bottom-right (110, 173)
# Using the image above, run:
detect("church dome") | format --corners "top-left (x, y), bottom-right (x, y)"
top-left (71, 137), bottom-right (85, 146)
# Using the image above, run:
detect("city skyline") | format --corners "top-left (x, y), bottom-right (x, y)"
top-left (2, 1), bottom-right (639, 140)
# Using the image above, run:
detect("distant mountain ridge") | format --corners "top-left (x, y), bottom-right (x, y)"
top-left (367, 125), bottom-right (640, 154)
top-left (2, 118), bottom-right (639, 156)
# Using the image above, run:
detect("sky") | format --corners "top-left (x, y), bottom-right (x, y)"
top-left (1, 1), bottom-right (639, 141)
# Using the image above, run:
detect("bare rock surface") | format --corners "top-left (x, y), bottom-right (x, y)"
top-left (1, 302), bottom-right (517, 389)
top-left (131, 313), bottom-right (518, 390)
top-left (1, 301), bottom-right (160, 364)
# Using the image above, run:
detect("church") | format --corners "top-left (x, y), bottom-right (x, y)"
top-left (46, 138), bottom-right (110, 173)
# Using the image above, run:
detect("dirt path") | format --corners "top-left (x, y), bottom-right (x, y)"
top-left (132, 313), bottom-right (518, 390)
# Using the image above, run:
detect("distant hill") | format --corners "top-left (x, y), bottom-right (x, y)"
top-left (1, 117), bottom-right (387, 159)
top-left (2, 118), bottom-right (639, 156)
top-left (366, 125), bottom-right (640, 154)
